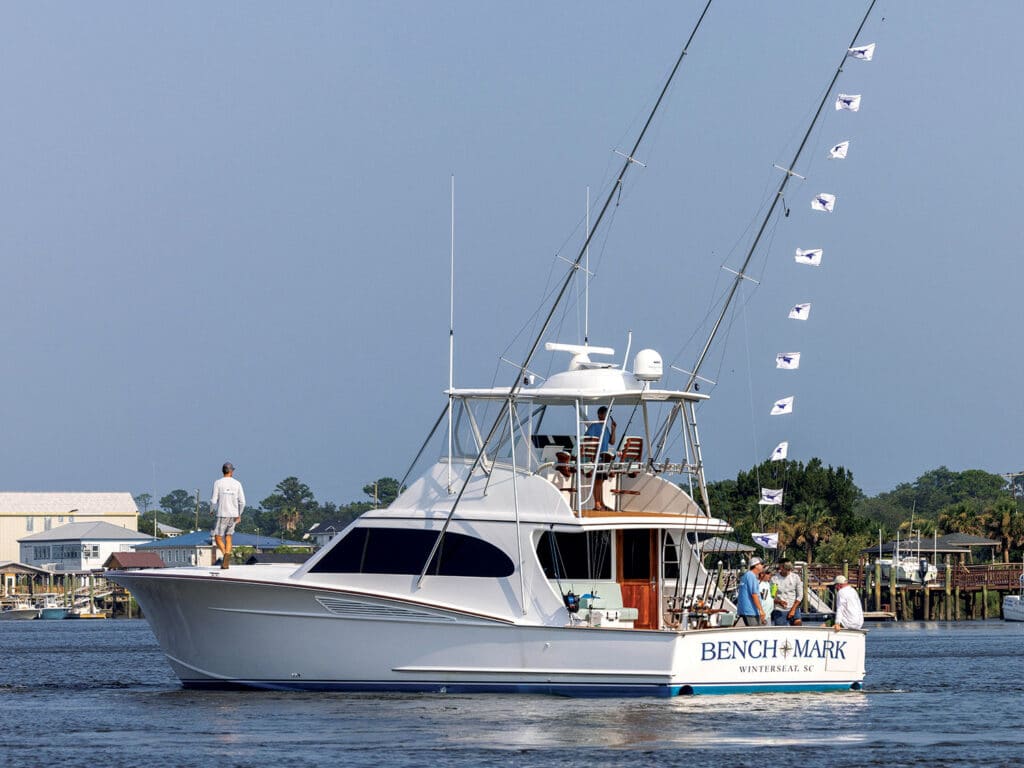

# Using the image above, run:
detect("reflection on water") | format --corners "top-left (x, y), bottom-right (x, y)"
top-left (1, 620), bottom-right (1023, 767)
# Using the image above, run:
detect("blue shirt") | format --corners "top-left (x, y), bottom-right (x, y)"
top-left (585, 421), bottom-right (611, 453)
top-left (736, 569), bottom-right (761, 617)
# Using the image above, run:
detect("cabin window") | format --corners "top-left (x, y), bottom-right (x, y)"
top-left (309, 528), bottom-right (514, 578)
top-left (536, 530), bottom-right (612, 580)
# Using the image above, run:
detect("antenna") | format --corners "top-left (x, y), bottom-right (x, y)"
top-left (585, 186), bottom-right (590, 345)
top-left (447, 175), bottom-right (455, 494)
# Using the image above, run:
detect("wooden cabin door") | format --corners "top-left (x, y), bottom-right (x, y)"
top-left (618, 529), bottom-right (659, 629)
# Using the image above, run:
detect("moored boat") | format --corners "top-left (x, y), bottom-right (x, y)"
top-left (1003, 574), bottom-right (1024, 622)
top-left (0, 601), bottom-right (40, 620)
top-left (38, 597), bottom-right (70, 620)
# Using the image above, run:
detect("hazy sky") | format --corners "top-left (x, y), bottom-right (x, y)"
top-left (2, 2), bottom-right (1021, 508)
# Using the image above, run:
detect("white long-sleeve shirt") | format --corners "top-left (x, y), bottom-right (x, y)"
top-left (835, 584), bottom-right (864, 630)
top-left (211, 476), bottom-right (246, 518)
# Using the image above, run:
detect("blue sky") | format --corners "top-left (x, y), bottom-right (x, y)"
top-left (2, 2), bottom-right (1020, 507)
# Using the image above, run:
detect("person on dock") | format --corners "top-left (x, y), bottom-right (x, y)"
top-left (210, 461), bottom-right (245, 570)
top-left (771, 558), bottom-right (804, 626)
top-left (736, 557), bottom-right (767, 625)
top-left (833, 574), bottom-right (863, 631)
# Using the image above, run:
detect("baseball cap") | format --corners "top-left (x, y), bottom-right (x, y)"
top-left (748, 557), bottom-right (763, 567)
top-left (222, 462), bottom-right (235, 473)
top-left (834, 574), bottom-right (848, 585)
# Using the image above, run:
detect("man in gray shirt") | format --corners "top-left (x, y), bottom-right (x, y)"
top-left (770, 558), bottom-right (803, 625)
top-left (211, 461), bottom-right (245, 570)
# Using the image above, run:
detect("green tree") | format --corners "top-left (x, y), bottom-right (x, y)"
top-left (362, 477), bottom-right (402, 507)
top-left (160, 489), bottom-right (196, 517)
top-left (982, 497), bottom-right (1024, 563)
top-left (260, 477), bottom-right (318, 536)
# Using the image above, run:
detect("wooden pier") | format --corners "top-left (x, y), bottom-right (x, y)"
top-left (804, 560), bottom-right (1024, 621)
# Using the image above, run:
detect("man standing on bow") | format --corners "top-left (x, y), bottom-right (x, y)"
top-left (211, 461), bottom-right (245, 570)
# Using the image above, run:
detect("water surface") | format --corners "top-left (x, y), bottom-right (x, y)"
top-left (1, 620), bottom-right (1021, 767)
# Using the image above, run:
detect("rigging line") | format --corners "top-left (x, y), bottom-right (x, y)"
top-left (655, 0), bottom-right (879, 462)
top-left (739, 281), bottom-right (764, 531)
top-left (416, 1), bottom-right (716, 588)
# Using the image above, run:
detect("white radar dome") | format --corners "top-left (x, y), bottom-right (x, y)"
top-left (633, 348), bottom-right (663, 382)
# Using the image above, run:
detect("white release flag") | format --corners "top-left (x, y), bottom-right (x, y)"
top-left (829, 140), bottom-right (850, 159)
top-left (788, 302), bottom-right (812, 320)
top-left (848, 43), bottom-right (875, 61)
top-left (770, 396), bottom-right (794, 416)
top-left (770, 441), bottom-right (789, 461)
top-left (759, 489), bottom-right (784, 506)
top-left (835, 93), bottom-right (861, 111)
top-left (795, 248), bottom-right (823, 266)
top-left (811, 193), bottom-right (836, 212)
top-left (776, 352), bottom-right (801, 370)
top-left (753, 532), bottom-right (780, 549)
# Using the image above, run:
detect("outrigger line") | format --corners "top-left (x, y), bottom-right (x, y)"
top-left (651, 0), bottom-right (879, 466)
top-left (417, 0), bottom-right (716, 589)
top-left (760, 10), bottom-right (879, 525)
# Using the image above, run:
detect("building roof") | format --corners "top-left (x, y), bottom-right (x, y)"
top-left (103, 552), bottom-right (166, 569)
top-left (156, 522), bottom-right (183, 535)
top-left (0, 560), bottom-right (54, 576)
top-left (135, 530), bottom-right (311, 550)
top-left (698, 536), bottom-right (755, 555)
top-left (307, 520), bottom-right (351, 535)
top-left (861, 532), bottom-right (999, 556)
top-left (0, 492), bottom-right (138, 516)
top-left (17, 521), bottom-right (154, 544)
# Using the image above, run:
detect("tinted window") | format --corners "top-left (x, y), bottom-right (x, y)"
top-left (536, 530), bottom-right (612, 580)
top-left (309, 527), bottom-right (514, 578)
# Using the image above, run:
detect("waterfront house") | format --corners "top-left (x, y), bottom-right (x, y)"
top-left (135, 530), bottom-right (312, 566)
top-left (18, 521), bottom-right (155, 572)
top-left (0, 561), bottom-right (52, 596)
top-left (0, 492), bottom-right (139, 563)
top-left (305, 519), bottom-right (351, 548)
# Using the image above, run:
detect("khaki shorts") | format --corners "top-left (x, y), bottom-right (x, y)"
top-left (212, 516), bottom-right (238, 537)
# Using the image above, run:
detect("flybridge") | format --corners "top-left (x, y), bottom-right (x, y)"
top-left (448, 343), bottom-right (707, 406)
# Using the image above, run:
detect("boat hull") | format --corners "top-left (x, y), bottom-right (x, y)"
top-left (0, 608), bottom-right (39, 620)
top-left (1003, 595), bottom-right (1024, 622)
top-left (112, 569), bottom-right (866, 696)
top-left (39, 607), bottom-right (70, 620)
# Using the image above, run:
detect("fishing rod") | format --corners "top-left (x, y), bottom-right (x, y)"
top-left (652, 0), bottom-right (879, 463)
top-left (418, 1), bottom-right (716, 587)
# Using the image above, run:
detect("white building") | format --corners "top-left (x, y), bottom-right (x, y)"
top-left (0, 492), bottom-right (139, 563)
top-left (18, 521), bottom-right (153, 572)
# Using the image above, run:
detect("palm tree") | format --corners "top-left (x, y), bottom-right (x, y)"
top-left (938, 501), bottom-right (984, 536)
top-left (790, 501), bottom-right (835, 563)
top-left (982, 497), bottom-right (1024, 563)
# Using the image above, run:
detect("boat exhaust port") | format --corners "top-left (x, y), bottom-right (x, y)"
top-left (850, 682), bottom-right (863, 691)
top-left (678, 685), bottom-right (694, 696)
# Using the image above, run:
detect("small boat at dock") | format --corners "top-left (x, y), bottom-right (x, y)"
top-left (0, 601), bottom-right (40, 620)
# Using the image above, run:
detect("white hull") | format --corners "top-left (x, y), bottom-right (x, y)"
top-left (0, 607), bottom-right (39, 620)
top-left (1003, 595), bottom-right (1024, 622)
top-left (115, 567), bottom-right (865, 696)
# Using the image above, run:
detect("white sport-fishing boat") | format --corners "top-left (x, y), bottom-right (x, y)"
top-left (0, 601), bottom-right (40, 620)
top-left (109, 5), bottom-right (872, 696)
top-left (1003, 574), bottom-right (1024, 622)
